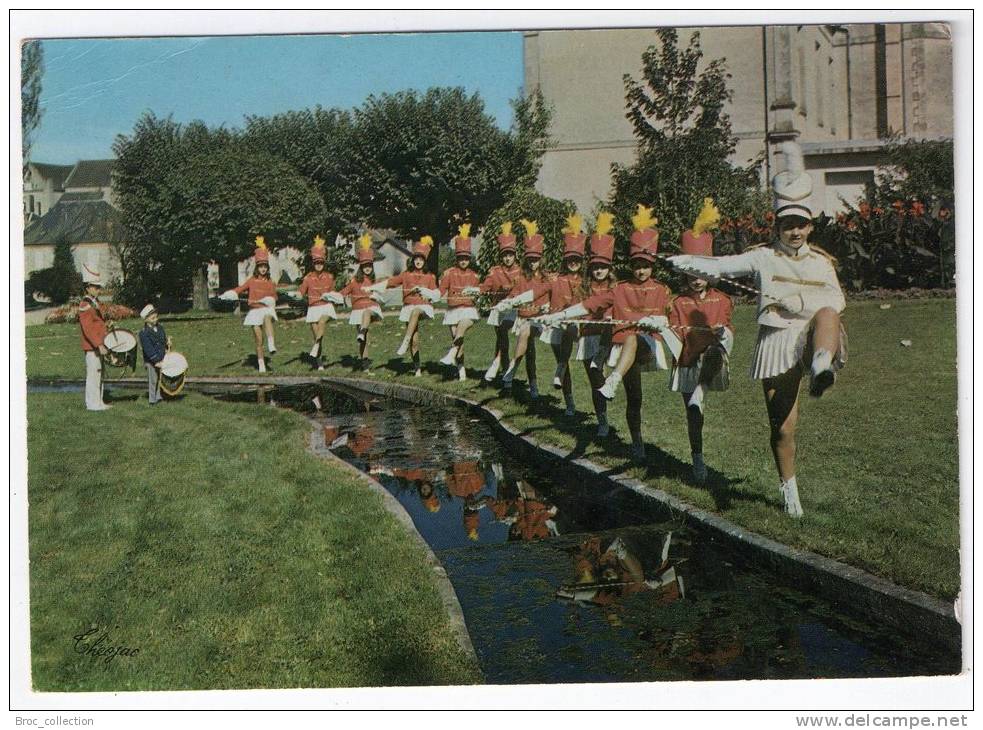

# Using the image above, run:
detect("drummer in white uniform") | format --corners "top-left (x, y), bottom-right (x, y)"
top-left (138, 304), bottom-right (171, 405)
top-left (668, 142), bottom-right (847, 518)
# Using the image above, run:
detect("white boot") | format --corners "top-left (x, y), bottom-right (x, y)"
top-left (553, 361), bottom-right (567, 389)
top-left (688, 384), bottom-right (705, 414)
top-left (501, 361), bottom-right (518, 387)
top-left (692, 453), bottom-right (707, 485)
top-left (564, 392), bottom-right (576, 417)
top-left (440, 346), bottom-right (459, 366)
top-left (258, 357), bottom-right (267, 374)
top-left (599, 371), bottom-right (623, 400)
top-left (484, 358), bottom-right (501, 382)
top-left (267, 336), bottom-right (276, 354)
top-left (396, 336), bottom-right (411, 357)
top-left (809, 349), bottom-right (835, 398)
top-left (458, 365), bottom-right (467, 382)
top-left (780, 476), bottom-right (804, 518)
top-left (310, 342), bottom-right (321, 358)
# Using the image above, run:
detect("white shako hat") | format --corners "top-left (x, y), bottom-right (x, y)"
top-left (81, 264), bottom-right (104, 287)
top-left (772, 141), bottom-right (813, 219)
top-left (140, 304), bottom-right (157, 319)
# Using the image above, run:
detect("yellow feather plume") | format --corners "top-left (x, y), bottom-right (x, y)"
top-left (500, 221), bottom-right (513, 237)
top-left (255, 235), bottom-right (267, 249)
top-left (562, 213), bottom-right (583, 236)
top-left (419, 235), bottom-right (434, 248)
top-left (520, 219), bottom-right (538, 237)
top-left (631, 204), bottom-right (658, 231)
top-left (457, 223), bottom-right (471, 239)
top-left (594, 212), bottom-right (614, 236)
top-left (692, 198), bottom-right (721, 236)
top-left (358, 233), bottom-right (373, 251)
top-left (313, 235), bottom-right (326, 249)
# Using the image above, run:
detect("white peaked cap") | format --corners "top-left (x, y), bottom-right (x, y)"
top-left (772, 141), bottom-right (813, 219)
top-left (81, 264), bottom-right (104, 286)
top-left (140, 304), bottom-right (156, 319)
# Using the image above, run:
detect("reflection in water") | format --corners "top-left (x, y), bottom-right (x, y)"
top-left (213, 383), bottom-right (960, 682)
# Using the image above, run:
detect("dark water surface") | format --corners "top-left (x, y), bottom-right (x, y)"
top-left (29, 380), bottom-right (961, 682)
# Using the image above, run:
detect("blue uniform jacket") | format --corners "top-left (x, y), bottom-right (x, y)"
top-left (139, 324), bottom-right (167, 365)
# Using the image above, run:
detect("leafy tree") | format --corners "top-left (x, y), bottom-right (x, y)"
top-left (25, 235), bottom-right (82, 304)
top-left (609, 29), bottom-right (768, 267)
top-left (346, 87), bottom-right (552, 274)
top-left (478, 187), bottom-right (576, 276)
top-left (21, 40), bottom-right (43, 170)
top-left (871, 136), bottom-right (954, 209)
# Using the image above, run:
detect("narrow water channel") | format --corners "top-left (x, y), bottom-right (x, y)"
top-left (29, 381), bottom-right (961, 683)
top-left (211, 381), bottom-right (960, 684)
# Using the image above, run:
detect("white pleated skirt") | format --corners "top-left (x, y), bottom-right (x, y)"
top-left (243, 306), bottom-right (277, 326)
top-left (398, 304), bottom-right (434, 322)
top-left (670, 351), bottom-right (731, 393)
top-left (348, 307), bottom-right (383, 326)
top-left (749, 323), bottom-right (848, 380)
top-left (606, 333), bottom-right (670, 372)
top-left (443, 306), bottom-right (479, 326)
top-left (486, 308), bottom-right (517, 327)
top-left (305, 303), bottom-right (337, 323)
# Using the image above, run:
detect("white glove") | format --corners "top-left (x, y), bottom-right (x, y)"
top-left (511, 289), bottom-right (535, 306)
top-left (461, 286), bottom-right (480, 296)
top-left (219, 290), bottom-right (238, 301)
top-left (537, 312), bottom-right (563, 325)
top-left (259, 296), bottom-right (277, 308)
top-left (420, 287), bottom-right (442, 303)
top-left (493, 298), bottom-right (513, 312)
top-left (322, 291), bottom-right (344, 304)
top-left (777, 294), bottom-right (805, 314)
top-left (638, 315), bottom-right (668, 332)
top-left (370, 292), bottom-right (386, 304)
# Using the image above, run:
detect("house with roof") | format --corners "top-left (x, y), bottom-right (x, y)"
top-left (23, 159), bottom-right (123, 282)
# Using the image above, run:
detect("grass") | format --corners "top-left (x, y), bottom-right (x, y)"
top-left (26, 391), bottom-right (481, 691)
top-left (24, 298), bottom-right (961, 600)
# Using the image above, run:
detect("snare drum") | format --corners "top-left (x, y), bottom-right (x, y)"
top-left (103, 328), bottom-right (138, 370)
top-left (158, 351), bottom-right (189, 396)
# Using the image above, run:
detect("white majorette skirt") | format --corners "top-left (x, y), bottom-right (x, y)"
top-left (670, 349), bottom-right (731, 393)
top-left (486, 307), bottom-right (517, 327)
top-left (398, 304), bottom-right (435, 322)
top-left (749, 322), bottom-right (848, 380)
top-left (443, 306), bottom-right (479, 326)
top-left (606, 333), bottom-right (670, 372)
top-left (348, 306), bottom-right (383, 326)
top-left (243, 306), bottom-right (278, 326)
top-left (511, 316), bottom-right (543, 337)
top-left (305, 303), bottom-right (337, 323)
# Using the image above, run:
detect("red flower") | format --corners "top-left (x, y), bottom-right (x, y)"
top-left (892, 200), bottom-right (905, 213)
top-left (911, 201), bottom-right (926, 218)
top-left (764, 211), bottom-right (775, 223)
top-left (859, 202), bottom-right (871, 220)
top-left (873, 207), bottom-right (884, 216)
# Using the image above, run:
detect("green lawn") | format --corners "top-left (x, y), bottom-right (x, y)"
top-left (25, 298), bottom-right (961, 600)
top-left (26, 391), bottom-right (481, 691)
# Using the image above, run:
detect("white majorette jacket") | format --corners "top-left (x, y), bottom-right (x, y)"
top-left (670, 241), bottom-right (845, 330)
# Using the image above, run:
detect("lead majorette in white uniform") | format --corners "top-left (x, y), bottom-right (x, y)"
top-left (668, 142), bottom-right (847, 518)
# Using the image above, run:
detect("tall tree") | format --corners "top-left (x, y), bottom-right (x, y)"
top-left (21, 40), bottom-right (44, 170)
top-left (609, 29), bottom-right (767, 265)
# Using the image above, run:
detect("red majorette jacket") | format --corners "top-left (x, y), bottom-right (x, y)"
top-left (233, 277), bottom-right (278, 309)
top-left (668, 288), bottom-right (733, 367)
top-left (510, 271), bottom-right (553, 319)
top-left (340, 277), bottom-right (379, 310)
top-left (385, 271), bottom-right (437, 306)
top-left (78, 296), bottom-right (108, 352)
top-left (479, 263), bottom-right (522, 304)
top-left (582, 279), bottom-right (673, 344)
top-left (298, 271), bottom-right (336, 306)
top-left (439, 267), bottom-right (480, 308)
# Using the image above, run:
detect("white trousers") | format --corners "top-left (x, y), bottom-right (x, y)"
top-left (85, 351), bottom-right (106, 410)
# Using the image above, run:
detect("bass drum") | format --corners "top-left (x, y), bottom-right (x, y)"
top-left (158, 351), bottom-right (188, 397)
top-left (103, 328), bottom-right (138, 370)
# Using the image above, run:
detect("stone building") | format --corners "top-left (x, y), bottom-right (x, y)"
top-left (524, 23), bottom-right (953, 215)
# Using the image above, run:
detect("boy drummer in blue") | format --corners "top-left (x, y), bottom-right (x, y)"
top-left (138, 304), bottom-right (170, 405)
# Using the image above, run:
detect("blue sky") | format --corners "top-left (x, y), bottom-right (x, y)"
top-left (32, 31), bottom-right (524, 164)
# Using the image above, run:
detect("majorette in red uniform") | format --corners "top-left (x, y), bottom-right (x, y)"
top-left (662, 199), bottom-right (735, 485)
top-left (374, 236), bottom-right (438, 373)
top-left (297, 236), bottom-right (339, 368)
top-left (219, 236), bottom-right (279, 372)
top-left (78, 264), bottom-right (111, 411)
top-left (436, 225), bottom-right (482, 380)
top-left (338, 234), bottom-right (384, 366)
top-left (494, 219), bottom-right (552, 398)
top-left (444, 460), bottom-right (487, 542)
top-left (480, 222), bottom-right (523, 382)
top-left (543, 205), bottom-right (673, 460)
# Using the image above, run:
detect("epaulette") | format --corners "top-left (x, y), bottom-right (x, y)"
top-left (808, 245), bottom-right (839, 265)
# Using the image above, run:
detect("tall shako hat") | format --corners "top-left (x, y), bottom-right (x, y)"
top-left (356, 233), bottom-right (375, 264)
top-left (520, 219), bottom-right (543, 260)
top-left (562, 213), bottom-right (586, 259)
top-left (310, 235), bottom-right (327, 262)
top-left (629, 205), bottom-right (659, 262)
top-left (82, 264), bottom-right (104, 287)
top-left (496, 221), bottom-right (517, 254)
top-left (453, 223), bottom-right (473, 257)
top-left (680, 198), bottom-right (720, 256)
top-left (772, 141), bottom-right (813, 220)
top-left (253, 236), bottom-right (270, 264)
top-left (589, 212), bottom-right (615, 264)
top-left (413, 235), bottom-right (433, 259)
